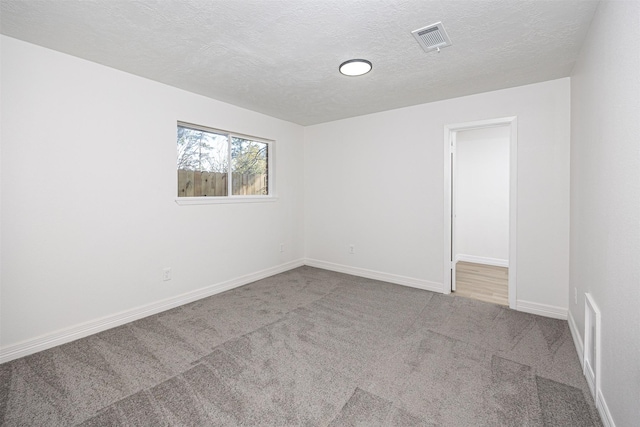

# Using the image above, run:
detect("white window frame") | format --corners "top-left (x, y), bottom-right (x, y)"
top-left (175, 121), bottom-right (276, 205)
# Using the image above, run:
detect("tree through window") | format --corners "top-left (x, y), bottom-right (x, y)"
top-left (177, 122), bottom-right (271, 198)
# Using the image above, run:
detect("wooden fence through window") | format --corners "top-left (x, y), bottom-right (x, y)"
top-left (177, 170), bottom-right (267, 197)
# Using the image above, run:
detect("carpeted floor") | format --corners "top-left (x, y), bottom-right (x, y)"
top-left (0, 266), bottom-right (601, 426)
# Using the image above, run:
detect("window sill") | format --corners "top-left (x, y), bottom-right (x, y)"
top-left (175, 196), bottom-right (278, 205)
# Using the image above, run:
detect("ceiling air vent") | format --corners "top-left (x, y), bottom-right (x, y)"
top-left (412, 22), bottom-right (452, 53)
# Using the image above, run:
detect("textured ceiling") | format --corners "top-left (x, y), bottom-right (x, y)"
top-left (0, 0), bottom-right (599, 125)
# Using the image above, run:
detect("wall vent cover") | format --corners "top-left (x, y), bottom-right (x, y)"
top-left (412, 22), bottom-right (452, 53)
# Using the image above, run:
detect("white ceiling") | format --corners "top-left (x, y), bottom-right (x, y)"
top-left (1, 0), bottom-right (599, 126)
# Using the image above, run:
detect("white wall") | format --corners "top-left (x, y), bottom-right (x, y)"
top-left (0, 33), bottom-right (577, 359)
top-left (0, 36), bottom-right (305, 352)
top-left (455, 126), bottom-right (510, 266)
top-left (305, 78), bottom-right (570, 314)
top-left (569, 1), bottom-right (640, 425)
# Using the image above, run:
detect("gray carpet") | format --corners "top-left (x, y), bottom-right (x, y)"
top-left (0, 266), bottom-right (601, 426)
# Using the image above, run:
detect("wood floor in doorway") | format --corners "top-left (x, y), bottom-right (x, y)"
top-left (455, 261), bottom-right (508, 306)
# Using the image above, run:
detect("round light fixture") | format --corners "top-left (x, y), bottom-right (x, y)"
top-left (339, 59), bottom-right (372, 76)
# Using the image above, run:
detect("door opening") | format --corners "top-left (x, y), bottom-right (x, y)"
top-left (443, 117), bottom-right (517, 309)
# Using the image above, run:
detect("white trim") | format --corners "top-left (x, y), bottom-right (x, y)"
top-left (516, 300), bottom-right (567, 320)
top-left (561, 308), bottom-right (616, 427)
top-left (450, 130), bottom-right (457, 292)
top-left (175, 196), bottom-right (278, 205)
top-left (176, 121), bottom-right (275, 202)
top-left (583, 293), bottom-right (602, 400)
top-left (507, 119), bottom-right (518, 309)
top-left (568, 309), bottom-right (584, 365)
top-left (444, 126), bottom-right (453, 295)
top-left (304, 259), bottom-right (442, 293)
top-left (455, 254), bottom-right (508, 268)
top-left (0, 259), bottom-right (304, 364)
top-left (177, 121), bottom-right (275, 144)
top-left (444, 116), bottom-right (518, 309)
top-left (587, 296), bottom-right (615, 427)
top-left (596, 388), bottom-right (616, 427)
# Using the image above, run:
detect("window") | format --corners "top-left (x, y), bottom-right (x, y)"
top-left (176, 122), bottom-right (273, 201)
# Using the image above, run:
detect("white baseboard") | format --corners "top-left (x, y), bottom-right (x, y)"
top-left (304, 258), bottom-right (443, 293)
top-left (0, 259), bottom-right (305, 364)
top-left (567, 309), bottom-right (584, 365)
top-left (596, 388), bottom-right (616, 427)
top-left (516, 299), bottom-right (567, 320)
top-left (455, 254), bottom-right (509, 268)
top-left (568, 306), bottom-right (615, 427)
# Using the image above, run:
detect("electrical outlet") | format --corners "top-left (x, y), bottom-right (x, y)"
top-left (162, 268), bottom-right (172, 281)
top-left (348, 244), bottom-right (355, 254)
top-left (280, 243), bottom-right (284, 253)
top-left (574, 287), bottom-right (578, 305)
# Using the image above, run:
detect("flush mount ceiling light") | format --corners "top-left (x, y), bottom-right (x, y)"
top-left (339, 59), bottom-right (372, 76)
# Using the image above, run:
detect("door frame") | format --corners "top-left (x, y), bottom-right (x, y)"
top-left (443, 116), bottom-right (518, 309)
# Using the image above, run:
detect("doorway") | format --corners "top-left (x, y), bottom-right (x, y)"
top-left (443, 117), bottom-right (517, 309)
